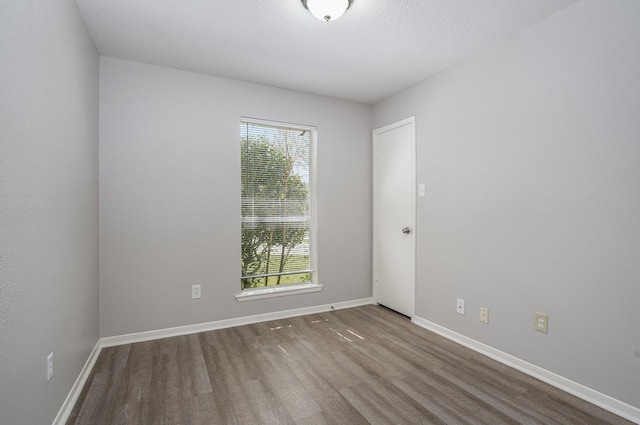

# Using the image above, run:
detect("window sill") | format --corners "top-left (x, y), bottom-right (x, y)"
top-left (235, 283), bottom-right (323, 302)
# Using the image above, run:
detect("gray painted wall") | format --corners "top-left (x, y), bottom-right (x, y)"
top-left (0, 0), bottom-right (100, 423)
top-left (373, 0), bottom-right (640, 408)
top-left (99, 57), bottom-right (373, 337)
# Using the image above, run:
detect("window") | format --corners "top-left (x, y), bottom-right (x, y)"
top-left (240, 118), bottom-right (316, 292)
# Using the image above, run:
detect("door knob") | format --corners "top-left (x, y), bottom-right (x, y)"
top-left (402, 227), bottom-right (411, 234)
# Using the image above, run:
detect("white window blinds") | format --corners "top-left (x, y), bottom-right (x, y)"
top-left (241, 119), bottom-right (313, 289)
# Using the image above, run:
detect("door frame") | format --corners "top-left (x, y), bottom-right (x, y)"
top-left (372, 116), bottom-right (416, 317)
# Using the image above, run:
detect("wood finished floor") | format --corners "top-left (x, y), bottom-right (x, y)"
top-left (66, 305), bottom-right (632, 425)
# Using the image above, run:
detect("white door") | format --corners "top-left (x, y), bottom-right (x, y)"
top-left (373, 117), bottom-right (415, 317)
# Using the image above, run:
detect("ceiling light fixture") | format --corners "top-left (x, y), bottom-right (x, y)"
top-left (301, 0), bottom-right (352, 22)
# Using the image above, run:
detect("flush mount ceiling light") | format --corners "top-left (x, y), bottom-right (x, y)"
top-left (301, 0), bottom-right (353, 22)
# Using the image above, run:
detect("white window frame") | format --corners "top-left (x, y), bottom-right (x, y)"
top-left (236, 117), bottom-right (321, 301)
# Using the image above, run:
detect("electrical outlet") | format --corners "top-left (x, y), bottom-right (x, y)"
top-left (47, 352), bottom-right (53, 381)
top-left (456, 299), bottom-right (465, 315)
top-left (480, 307), bottom-right (489, 324)
top-left (535, 312), bottom-right (548, 333)
top-left (192, 284), bottom-right (201, 299)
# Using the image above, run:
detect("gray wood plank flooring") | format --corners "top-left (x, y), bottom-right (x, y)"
top-left (66, 305), bottom-right (633, 425)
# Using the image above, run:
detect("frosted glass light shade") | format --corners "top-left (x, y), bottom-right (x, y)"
top-left (302, 0), bottom-right (352, 22)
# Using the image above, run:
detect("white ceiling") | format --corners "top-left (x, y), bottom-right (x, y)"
top-left (74, 0), bottom-right (578, 104)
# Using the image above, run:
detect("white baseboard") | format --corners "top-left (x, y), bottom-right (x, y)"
top-left (412, 315), bottom-right (640, 424)
top-left (101, 297), bottom-right (373, 347)
top-left (52, 339), bottom-right (103, 425)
